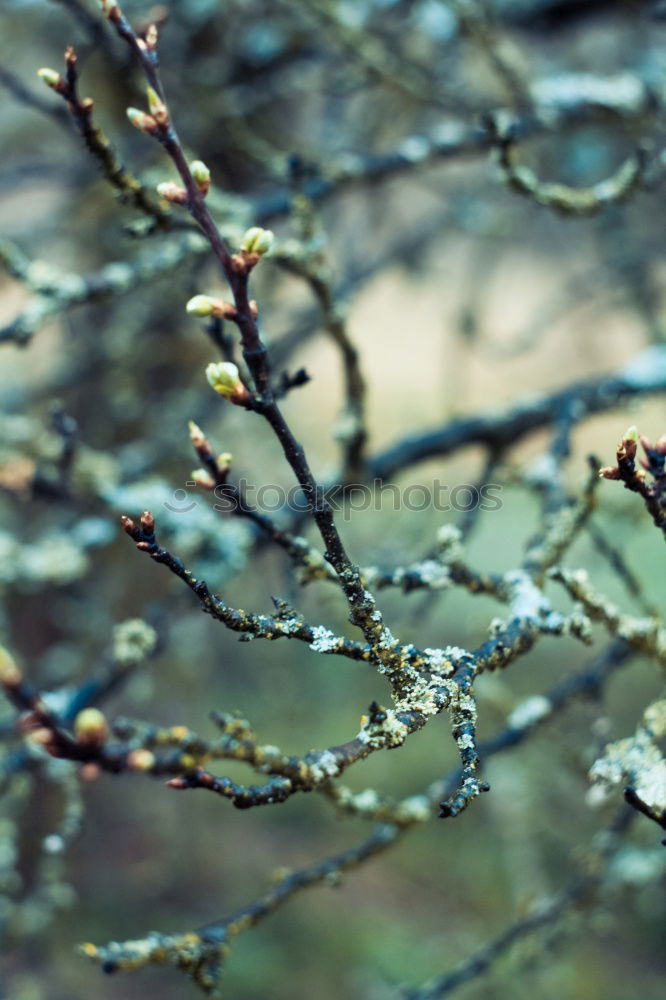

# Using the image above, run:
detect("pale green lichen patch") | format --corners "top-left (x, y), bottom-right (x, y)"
top-left (308, 626), bottom-right (339, 653)
top-left (112, 619), bottom-right (158, 667)
top-left (590, 699), bottom-right (666, 812)
top-left (508, 694), bottom-right (552, 730)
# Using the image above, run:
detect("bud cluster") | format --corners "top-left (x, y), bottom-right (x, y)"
top-left (241, 227), bottom-right (274, 256)
top-left (600, 425), bottom-right (666, 482)
top-left (230, 227), bottom-right (275, 276)
top-left (187, 422), bottom-right (233, 488)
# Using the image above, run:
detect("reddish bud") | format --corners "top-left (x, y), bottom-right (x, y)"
top-left (126, 107), bottom-right (159, 135)
top-left (230, 253), bottom-right (250, 276)
top-left (27, 726), bottom-right (54, 748)
top-left (18, 712), bottom-right (41, 733)
top-left (79, 763), bottom-right (102, 782)
top-left (145, 23), bottom-right (159, 49)
top-left (156, 181), bottom-right (188, 204)
top-left (188, 421), bottom-right (213, 459)
top-left (166, 776), bottom-right (188, 789)
top-left (140, 510), bottom-right (155, 534)
top-left (188, 420), bottom-right (205, 447)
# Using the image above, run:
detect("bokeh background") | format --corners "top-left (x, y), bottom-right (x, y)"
top-left (1, 1), bottom-right (665, 998)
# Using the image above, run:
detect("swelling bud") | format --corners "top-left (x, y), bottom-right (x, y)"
top-left (241, 227), bottom-right (274, 256)
top-left (37, 68), bottom-right (63, 91)
top-left (205, 362), bottom-right (251, 406)
top-left (186, 295), bottom-right (236, 319)
top-left (190, 160), bottom-right (211, 195)
top-left (126, 107), bottom-right (158, 134)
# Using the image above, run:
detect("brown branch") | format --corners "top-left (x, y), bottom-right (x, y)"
top-left (37, 44), bottom-right (168, 223)
top-left (119, 511), bottom-right (373, 664)
top-left (80, 823), bottom-right (400, 989)
top-left (100, 3), bottom-right (415, 688)
top-left (77, 642), bottom-right (634, 991)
